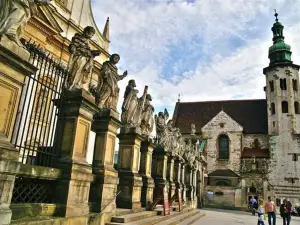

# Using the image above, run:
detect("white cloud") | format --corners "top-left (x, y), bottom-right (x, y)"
top-left (91, 0), bottom-right (300, 116)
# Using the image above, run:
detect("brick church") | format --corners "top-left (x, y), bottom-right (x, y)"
top-left (172, 12), bottom-right (300, 209)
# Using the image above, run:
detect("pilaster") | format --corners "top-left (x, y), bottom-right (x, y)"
top-left (90, 109), bottom-right (121, 212)
top-left (55, 89), bottom-right (97, 217)
top-left (116, 129), bottom-right (144, 209)
top-left (0, 37), bottom-right (36, 224)
top-left (181, 163), bottom-right (187, 203)
top-left (167, 156), bottom-right (176, 199)
top-left (139, 139), bottom-right (155, 208)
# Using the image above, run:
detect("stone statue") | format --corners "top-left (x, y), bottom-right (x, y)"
top-left (183, 139), bottom-right (196, 166)
top-left (121, 80), bottom-right (139, 125)
top-left (66, 26), bottom-right (100, 91)
top-left (0, 0), bottom-right (51, 46)
top-left (155, 109), bottom-right (169, 144)
top-left (95, 54), bottom-right (127, 110)
top-left (140, 94), bottom-right (155, 136)
top-left (191, 123), bottom-right (196, 135)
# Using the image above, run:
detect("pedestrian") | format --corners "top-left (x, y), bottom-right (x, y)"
top-left (256, 198), bottom-right (266, 225)
top-left (280, 199), bottom-right (292, 225)
top-left (250, 196), bottom-right (257, 216)
top-left (265, 196), bottom-right (276, 225)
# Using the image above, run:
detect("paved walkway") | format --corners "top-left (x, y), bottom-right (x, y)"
top-left (191, 208), bottom-right (300, 225)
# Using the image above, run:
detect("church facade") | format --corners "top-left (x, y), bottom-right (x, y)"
top-left (172, 13), bottom-right (300, 209)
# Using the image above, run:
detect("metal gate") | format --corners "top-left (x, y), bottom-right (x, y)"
top-left (11, 40), bottom-right (69, 167)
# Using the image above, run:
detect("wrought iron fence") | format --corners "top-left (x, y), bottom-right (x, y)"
top-left (11, 177), bottom-right (56, 203)
top-left (11, 39), bottom-right (69, 167)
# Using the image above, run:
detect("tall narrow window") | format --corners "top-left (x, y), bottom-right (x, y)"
top-left (269, 81), bottom-right (274, 92)
top-left (280, 78), bottom-right (287, 90)
top-left (295, 102), bottom-right (300, 114)
top-left (271, 103), bottom-right (275, 115)
top-left (293, 79), bottom-right (298, 91)
top-left (282, 101), bottom-right (288, 113)
top-left (218, 135), bottom-right (229, 159)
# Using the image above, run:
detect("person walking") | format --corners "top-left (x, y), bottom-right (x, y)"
top-left (250, 196), bottom-right (258, 216)
top-left (256, 198), bottom-right (266, 225)
top-left (265, 196), bottom-right (276, 225)
top-left (280, 199), bottom-right (292, 225)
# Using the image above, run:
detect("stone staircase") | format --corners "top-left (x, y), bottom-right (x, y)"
top-left (106, 208), bottom-right (205, 225)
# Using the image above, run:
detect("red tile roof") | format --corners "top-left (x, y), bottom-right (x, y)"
top-left (172, 99), bottom-right (268, 134)
top-left (241, 147), bottom-right (270, 158)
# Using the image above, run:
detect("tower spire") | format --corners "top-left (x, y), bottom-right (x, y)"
top-left (268, 11), bottom-right (292, 66)
top-left (103, 17), bottom-right (110, 41)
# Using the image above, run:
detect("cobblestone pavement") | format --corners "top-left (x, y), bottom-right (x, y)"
top-left (191, 209), bottom-right (300, 225)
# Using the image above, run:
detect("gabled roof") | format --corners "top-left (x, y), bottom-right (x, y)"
top-left (172, 99), bottom-right (268, 134)
top-left (208, 169), bottom-right (239, 178)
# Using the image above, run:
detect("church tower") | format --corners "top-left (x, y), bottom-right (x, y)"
top-left (264, 12), bottom-right (300, 205)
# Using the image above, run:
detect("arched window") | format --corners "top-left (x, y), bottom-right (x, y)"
top-left (282, 101), bottom-right (288, 113)
top-left (269, 81), bottom-right (274, 92)
top-left (295, 102), bottom-right (300, 114)
top-left (271, 103), bottom-right (275, 115)
top-left (293, 79), bottom-right (298, 91)
top-left (218, 135), bottom-right (229, 159)
top-left (280, 78), bottom-right (287, 90)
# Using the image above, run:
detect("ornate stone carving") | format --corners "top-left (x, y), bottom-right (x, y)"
top-left (191, 123), bottom-right (196, 135)
top-left (155, 109), bottom-right (169, 144)
top-left (66, 26), bottom-right (100, 91)
top-left (94, 54), bottom-right (127, 110)
top-left (121, 80), bottom-right (139, 126)
top-left (140, 94), bottom-right (154, 136)
top-left (0, 0), bottom-right (51, 46)
top-left (183, 139), bottom-right (196, 167)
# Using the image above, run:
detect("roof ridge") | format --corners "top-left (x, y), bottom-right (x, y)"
top-left (178, 99), bottom-right (266, 104)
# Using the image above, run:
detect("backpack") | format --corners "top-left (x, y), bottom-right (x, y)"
top-left (280, 204), bottom-right (287, 217)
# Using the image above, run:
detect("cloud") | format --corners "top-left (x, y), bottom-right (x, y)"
top-left (91, 0), bottom-right (300, 116)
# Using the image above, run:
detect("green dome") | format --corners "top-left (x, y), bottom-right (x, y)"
top-left (269, 41), bottom-right (291, 54)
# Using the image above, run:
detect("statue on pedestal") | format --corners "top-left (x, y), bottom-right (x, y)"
top-left (121, 80), bottom-right (139, 125)
top-left (0, 0), bottom-right (51, 46)
top-left (183, 139), bottom-right (196, 166)
top-left (155, 109), bottom-right (169, 145)
top-left (95, 54), bottom-right (127, 110)
top-left (66, 26), bottom-right (100, 91)
top-left (140, 94), bottom-right (154, 136)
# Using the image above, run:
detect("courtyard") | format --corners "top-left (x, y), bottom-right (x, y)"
top-left (192, 209), bottom-right (300, 225)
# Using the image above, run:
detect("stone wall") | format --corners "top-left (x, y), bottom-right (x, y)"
top-left (204, 186), bottom-right (237, 208)
top-left (202, 111), bottom-right (243, 174)
top-left (242, 134), bottom-right (268, 149)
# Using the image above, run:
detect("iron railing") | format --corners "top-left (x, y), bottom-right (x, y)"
top-left (11, 39), bottom-right (69, 167)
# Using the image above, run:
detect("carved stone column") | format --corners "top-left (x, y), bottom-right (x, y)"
top-left (181, 162), bottom-right (187, 203)
top-left (89, 109), bottom-right (121, 212)
top-left (55, 90), bottom-right (97, 217)
top-left (116, 128), bottom-right (144, 209)
top-left (167, 156), bottom-right (176, 199)
top-left (139, 139), bottom-right (155, 208)
top-left (191, 168), bottom-right (197, 208)
top-left (185, 166), bottom-right (193, 203)
top-left (152, 147), bottom-right (170, 215)
top-left (0, 37), bottom-right (36, 224)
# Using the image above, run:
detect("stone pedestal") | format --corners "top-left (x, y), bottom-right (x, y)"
top-left (139, 139), bottom-right (155, 208)
top-left (55, 90), bottom-right (97, 217)
top-left (0, 37), bottom-right (36, 224)
top-left (90, 109), bottom-right (121, 212)
top-left (167, 156), bottom-right (176, 199)
top-left (181, 163), bottom-right (187, 203)
top-left (117, 129), bottom-right (144, 209)
top-left (152, 148), bottom-right (170, 215)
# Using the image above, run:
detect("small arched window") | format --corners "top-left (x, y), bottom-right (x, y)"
top-left (295, 102), bottom-right (300, 114)
top-left (282, 101), bottom-right (288, 113)
top-left (280, 78), bottom-right (287, 90)
top-left (293, 79), bottom-right (298, 91)
top-left (271, 103), bottom-right (275, 115)
top-left (218, 135), bottom-right (229, 159)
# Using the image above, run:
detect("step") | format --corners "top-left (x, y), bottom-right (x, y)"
top-left (111, 210), bottom-right (157, 223)
top-left (155, 210), bottom-right (200, 225)
top-left (106, 208), bottom-right (195, 225)
top-left (177, 211), bottom-right (206, 225)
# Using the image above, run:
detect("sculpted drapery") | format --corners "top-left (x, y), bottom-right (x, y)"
top-left (121, 80), bottom-right (139, 125)
top-left (96, 54), bottom-right (127, 110)
top-left (140, 94), bottom-right (154, 136)
top-left (0, 0), bottom-right (51, 46)
top-left (66, 26), bottom-right (99, 91)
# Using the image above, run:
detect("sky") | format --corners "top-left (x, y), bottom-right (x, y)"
top-left (91, 0), bottom-right (300, 117)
